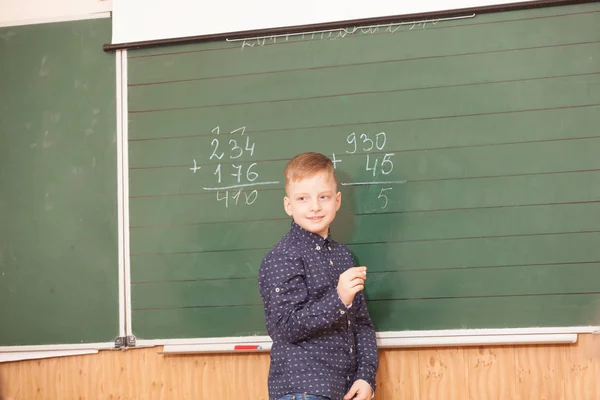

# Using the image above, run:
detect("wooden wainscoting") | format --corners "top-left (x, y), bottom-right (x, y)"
top-left (1, 334), bottom-right (598, 399)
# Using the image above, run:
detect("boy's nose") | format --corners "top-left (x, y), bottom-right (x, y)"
top-left (309, 199), bottom-right (321, 211)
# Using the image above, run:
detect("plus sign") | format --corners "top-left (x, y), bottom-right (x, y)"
top-left (331, 153), bottom-right (342, 169)
top-left (190, 159), bottom-right (202, 173)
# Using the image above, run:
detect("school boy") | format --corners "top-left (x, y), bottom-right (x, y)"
top-left (258, 152), bottom-right (378, 400)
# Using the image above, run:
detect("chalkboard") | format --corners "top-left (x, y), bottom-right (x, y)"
top-left (126, 2), bottom-right (600, 340)
top-left (0, 19), bottom-right (118, 346)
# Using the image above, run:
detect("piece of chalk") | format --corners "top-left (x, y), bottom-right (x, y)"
top-left (234, 345), bottom-right (262, 350)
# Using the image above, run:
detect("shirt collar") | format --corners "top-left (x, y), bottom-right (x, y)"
top-left (290, 221), bottom-right (332, 248)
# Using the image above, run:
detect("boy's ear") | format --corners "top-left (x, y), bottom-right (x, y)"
top-left (283, 196), bottom-right (293, 216)
top-left (335, 191), bottom-right (342, 211)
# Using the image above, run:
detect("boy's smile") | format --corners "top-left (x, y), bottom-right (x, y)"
top-left (284, 170), bottom-right (341, 238)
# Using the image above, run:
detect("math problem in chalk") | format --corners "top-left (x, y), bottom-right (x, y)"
top-left (187, 126), bottom-right (407, 210)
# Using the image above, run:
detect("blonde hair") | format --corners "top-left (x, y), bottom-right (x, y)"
top-left (284, 152), bottom-right (338, 188)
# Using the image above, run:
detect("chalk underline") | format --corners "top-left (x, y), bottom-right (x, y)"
top-left (341, 180), bottom-right (407, 186)
top-left (202, 181), bottom-right (280, 191)
top-left (203, 180), bottom-right (406, 190)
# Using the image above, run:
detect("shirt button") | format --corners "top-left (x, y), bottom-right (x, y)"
top-left (315, 245), bottom-right (321, 251)
top-left (329, 260), bottom-right (334, 266)
top-left (350, 347), bottom-right (353, 353)
top-left (275, 288), bottom-right (280, 293)
top-left (340, 310), bottom-right (345, 315)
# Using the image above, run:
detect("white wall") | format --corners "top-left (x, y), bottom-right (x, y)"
top-left (112, 0), bottom-right (536, 45)
top-left (0, 0), bottom-right (112, 27)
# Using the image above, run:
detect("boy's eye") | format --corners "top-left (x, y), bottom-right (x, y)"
top-left (320, 195), bottom-right (329, 200)
top-left (297, 196), bottom-right (306, 201)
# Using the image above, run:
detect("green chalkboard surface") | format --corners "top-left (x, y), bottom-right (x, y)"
top-left (0, 19), bottom-right (118, 346)
top-left (127, 2), bottom-right (600, 340)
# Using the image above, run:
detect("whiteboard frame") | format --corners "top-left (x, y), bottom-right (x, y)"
top-left (0, 349), bottom-right (99, 363)
top-left (123, 1), bottom-right (600, 351)
top-left (140, 326), bottom-right (600, 353)
top-left (118, 49), bottom-right (134, 338)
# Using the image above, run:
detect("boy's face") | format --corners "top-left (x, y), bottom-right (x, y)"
top-left (284, 170), bottom-right (341, 238)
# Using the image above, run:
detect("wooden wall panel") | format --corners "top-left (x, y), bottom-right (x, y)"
top-left (464, 346), bottom-right (516, 400)
top-left (418, 348), bottom-right (467, 400)
top-left (0, 360), bottom-right (19, 400)
top-left (375, 348), bottom-right (420, 400)
top-left (565, 334), bottom-right (600, 400)
top-left (1, 334), bottom-right (599, 400)
top-left (514, 343), bottom-right (568, 400)
top-left (19, 357), bottom-right (61, 399)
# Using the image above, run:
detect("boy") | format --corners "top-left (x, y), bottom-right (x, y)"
top-left (258, 152), bottom-right (378, 400)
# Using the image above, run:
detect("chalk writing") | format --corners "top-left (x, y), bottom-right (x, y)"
top-left (232, 15), bottom-right (474, 50)
top-left (192, 126), bottom-right (279, 208)
top-left (336, 130), bottom-right (405, 209)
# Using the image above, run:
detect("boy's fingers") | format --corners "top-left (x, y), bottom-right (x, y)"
top-left (348, 277), bottom-right (365, 288)
top-left (347, 270), bottom-right (367, 279)
top-left (351, 282), bottom-right (364, 292)
top-left (346, 266), bottom-right (367, 274)
top-left (344, 382), bottom-right (360, 400)
top-left (341, 267), bottom-right (367, 281)
top-left (351, 272), bottom-right (367, 282)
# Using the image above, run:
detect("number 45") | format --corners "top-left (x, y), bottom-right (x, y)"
top-left (366, 153), bottom-right (394, 176)
top-left (378, 188), bottom-right (392, 209)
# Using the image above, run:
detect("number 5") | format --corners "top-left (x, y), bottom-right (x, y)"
top-left (378, 188), bottom-right (392, 209)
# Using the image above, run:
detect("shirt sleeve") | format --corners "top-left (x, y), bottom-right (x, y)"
top-left (352, 291), bottom-right (379, 393)
top-left (258, 251), bottom-right (348, 344)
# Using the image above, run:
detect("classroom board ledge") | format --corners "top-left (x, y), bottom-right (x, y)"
top-left (152, 326), bottom-right (599, 354)
top-left (0, 342), bottom-right (118, 363)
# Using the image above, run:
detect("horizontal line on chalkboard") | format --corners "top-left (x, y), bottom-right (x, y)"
top-left (132, 291), bottom-right (600, 311)
top-left (368, 292), bottom-right (600, 302)
top-left (133, 304), bottom-right (263, 311)
top-left (346, 229), bottom-right (600, 247)
top-left (372, 260), bottom-right (600, 275)
top-left (369, 291), bottom-right (600, 303)
top-left (129, 200), bottom-right (600, 229)
top-left (201, 181), bottom-right (280, 191)
top-left (127, 103), bottom-right (600, 143)
top-left (341, 180), bottom-right (407, 186)
top-left (129, 134), bottom-right (600, 171)
top-left (130, 261), bottom-right (600, 285)
top-left (128, 71), bottom-right (600, 113)
top-left (128, 167), bottom-right (600, 200)
top-left (130, 216), bottom-right (289, 228)
top-left (408, 167), bottom-right (600, 184)
top-left (129, 40), bottom-right (600, 87)
top-left (354, 200), bottom-right (600, 217)
top-left (131, 247), bottom-right (273, 257)
top-left (127, 9), bottom-right (600, 60)
top-left (130, 229), bottom-right (600, 257)
top-left (132, 276), bottom-right (258, 285)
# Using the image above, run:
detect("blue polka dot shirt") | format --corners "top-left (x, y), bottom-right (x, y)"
top-left (258, 222), bottom-right (378, 400)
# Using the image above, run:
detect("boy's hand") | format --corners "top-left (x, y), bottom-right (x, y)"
top-left (344, 378), bottom-right (373, 400)
top-left (337, 266), bottom-right (367, 306)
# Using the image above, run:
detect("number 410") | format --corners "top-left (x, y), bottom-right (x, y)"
top-left (217, 189), bottom-right (258, 208)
